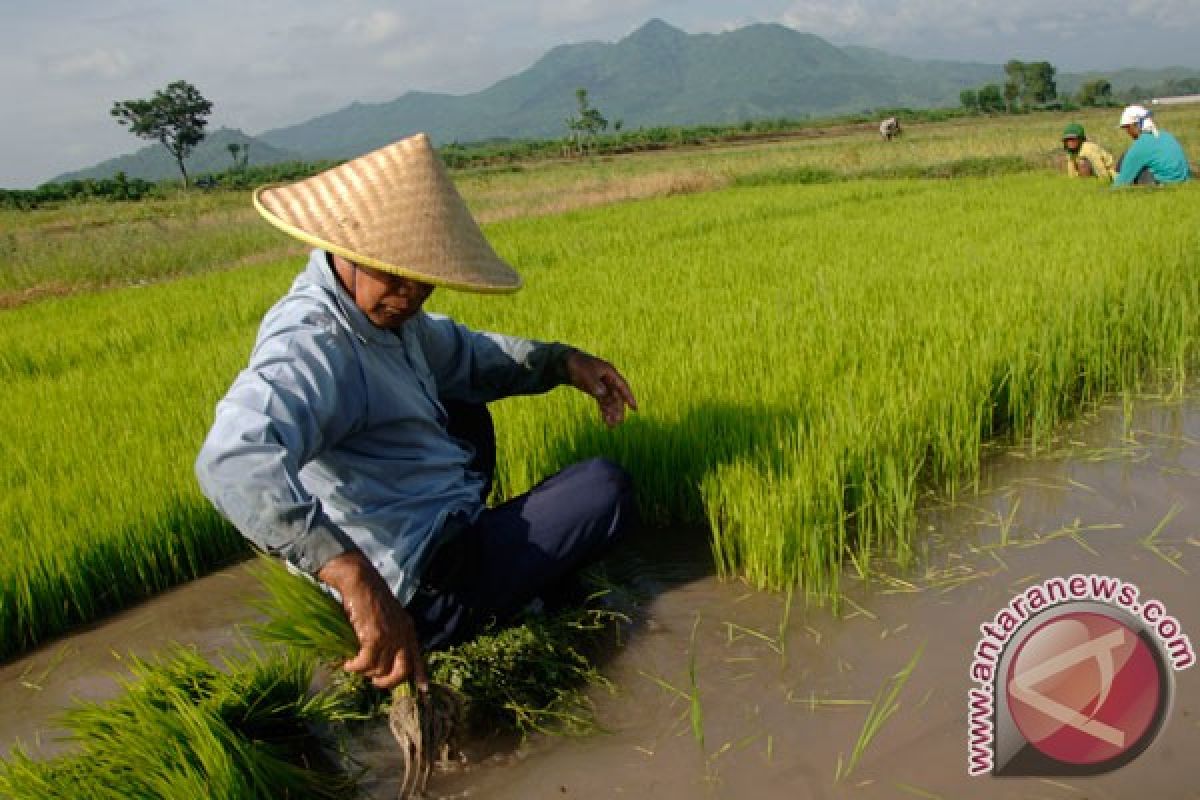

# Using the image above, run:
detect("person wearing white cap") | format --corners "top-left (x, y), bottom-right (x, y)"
top-left (196, 133), bottom-right (638, 692)
top-left (1113, 105), bottom-right (1191, 186)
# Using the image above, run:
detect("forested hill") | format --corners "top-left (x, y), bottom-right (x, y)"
top-left (54, 128), bottom-right (302, 184)
top-left (256, 19), bottom-right (1003, 159)
top-left (55, 19), bottom-right (1200, 183)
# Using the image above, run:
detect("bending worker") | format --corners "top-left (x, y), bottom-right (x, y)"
top-left (1061, 123), bottom-right (1114, 181)
top-left (196, 133), bottom-right (638, 691)
top-left (1113, 105), bottom-right (1191, 186)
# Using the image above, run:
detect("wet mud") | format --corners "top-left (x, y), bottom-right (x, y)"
top-left (417, 392), bottom-right (1200, 799)
top-left (3, 391), bottom-right (1199, 799)
top-left (0, 565), bottom-right (265, 758)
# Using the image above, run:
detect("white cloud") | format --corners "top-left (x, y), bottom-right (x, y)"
top-left (342, 9), bottom-right (406, 45)
top-left (781, 0), bottom-right (1197, 45)
top-left (536, 0), bottom-right (663, 27)
top-left (43, 48), bottom-right (136, 80)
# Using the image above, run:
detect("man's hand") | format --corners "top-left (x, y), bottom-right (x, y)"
top-left (317, 551), bottom-right (428, 691)
top-left (565, 350), bottom-right (638, 428)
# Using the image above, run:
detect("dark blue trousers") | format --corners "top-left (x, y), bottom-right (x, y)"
top-left (409, 402), bottom-right (634, 649)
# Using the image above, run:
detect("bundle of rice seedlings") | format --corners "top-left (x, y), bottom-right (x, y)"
top-left (250, 557), bottom-right (462, 797)
top-left (0, 646), bottom-right (360, 800)
top-left (251, 556), bottom-right (620, 738)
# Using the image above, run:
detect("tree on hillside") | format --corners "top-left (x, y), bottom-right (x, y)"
top-left (565, 88), bottom-right (609, 155)
top-left (111, 80), bottom-right (213, 188)
top-left (1076, 78), bottom-right (1113, 107)
top-left (959, 89), bottom-right (979, 111)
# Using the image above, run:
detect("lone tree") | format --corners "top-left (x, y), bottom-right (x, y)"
top-left (565, 88), bottom-right (608, 155)
top-left (111, 80), bottom-right (213, 188)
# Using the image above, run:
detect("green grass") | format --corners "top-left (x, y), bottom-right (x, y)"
top-left (0, 173), bottom-right (1198, 660)
top-left (0, 560), bottom-right (621, 796)
top-left (0, 647), bottom-right (362, 799)
top-left (251, 557), bottom-right (616, 735)
top-left (5, 105), bottom-right (1196, 303)
top-left (835, 645), bottom-right (924, 782)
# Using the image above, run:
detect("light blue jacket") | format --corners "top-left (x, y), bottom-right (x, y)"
top-left (196, 250), bottom-right (572, 603)
top-left (1114, 130), bottom-right (1191, 186)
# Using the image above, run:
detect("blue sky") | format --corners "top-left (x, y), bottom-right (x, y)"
top-left (3, 0), bottom-right (1198, 187)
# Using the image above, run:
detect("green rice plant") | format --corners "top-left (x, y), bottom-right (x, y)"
top-left (687, 616), bottom-right (704, 751)
top-left (1, 172), bottom-right (1198, 660)
top-left (8, 106), bottom-right (1197, 304)
top-left (250, 556), bottom-right (615, 736)
top-left (835, 644), bottom-right (924, 783)
top-left (0, 647), bottom-right (362, 799)
top-left (249, 557), bottom-right (358, 664)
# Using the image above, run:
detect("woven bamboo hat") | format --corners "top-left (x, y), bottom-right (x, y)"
top-left (253, 133), bottom-right (521, 293)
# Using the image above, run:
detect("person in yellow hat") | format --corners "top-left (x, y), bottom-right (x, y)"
top-left (1061, 123), bottom-right (1115, 181)
top-left (196, 133), bottom-right (637, 691)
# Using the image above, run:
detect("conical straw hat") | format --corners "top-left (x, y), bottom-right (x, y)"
top-left (253, 133), bottom-right (521, 293)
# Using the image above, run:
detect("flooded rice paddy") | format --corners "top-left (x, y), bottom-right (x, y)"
top-left (3, 389), bottom-right (1198, 798)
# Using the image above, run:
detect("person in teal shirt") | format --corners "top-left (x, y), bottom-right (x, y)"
top-left (1113, 105), bottom-right (1191, 186)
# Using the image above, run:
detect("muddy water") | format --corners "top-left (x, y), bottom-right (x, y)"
top-left (3, 392), bottom-right (1199, 800)
top-left (410, 393), bottom-right (1200, 800)
top-left (0, 564), bottom-right (264, 758)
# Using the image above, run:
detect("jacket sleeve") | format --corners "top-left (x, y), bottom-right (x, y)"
top-left (195, 313), bottom-right (363, 576)
top-left (416, 313), bottom-right (577, 404)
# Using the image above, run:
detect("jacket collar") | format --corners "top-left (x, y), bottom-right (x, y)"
top-left (302, 249), bottom-right (411, 348)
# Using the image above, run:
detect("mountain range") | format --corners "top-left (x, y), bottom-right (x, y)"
top-left (53, 19), bottom-right (1200, 184)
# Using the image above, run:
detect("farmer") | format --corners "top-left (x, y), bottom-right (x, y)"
top-left (1113, 105), bottom-right (1191, 186)
top-left (880, 117), bottom-right (901, 141)
top-left (195, 133), bottom-right (638, 692)
top-left (1061, 122), bottom-right (1115, 181)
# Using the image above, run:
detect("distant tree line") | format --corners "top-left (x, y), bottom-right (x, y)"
top-left (0, 161), bottom-right (340, 210)
top-left (0, 172), bottom-right (157, 210)
top-left (1114, 77), bottom-right (1200, 104)
top-left (960, 62), bottom-right (1200, 114)
top-left (960, 60), bottom-right (1058, 113)
top-left (7, 106), bottom-right (980, 210)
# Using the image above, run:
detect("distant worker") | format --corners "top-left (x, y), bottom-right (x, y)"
top-left (1113, 105), bottom-right (1191, 186)
top-left (1061, 123), bottom-right (1115, 181)
top-left (880, 117), bottom-right (901, 141)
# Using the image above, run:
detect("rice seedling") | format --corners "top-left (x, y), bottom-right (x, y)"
top-left (1, 558), bottom-right (624, 798)
top-left (252, 555), bottom-right (616, 740)
top-left (0, 646), bottom-right (362, 799)
top-left (687, 616), bottom-right (704, 752)
top-left (1141, 503), bottom-right (1188, 574)
top-left (834, 644), bottom-right (924, 783)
